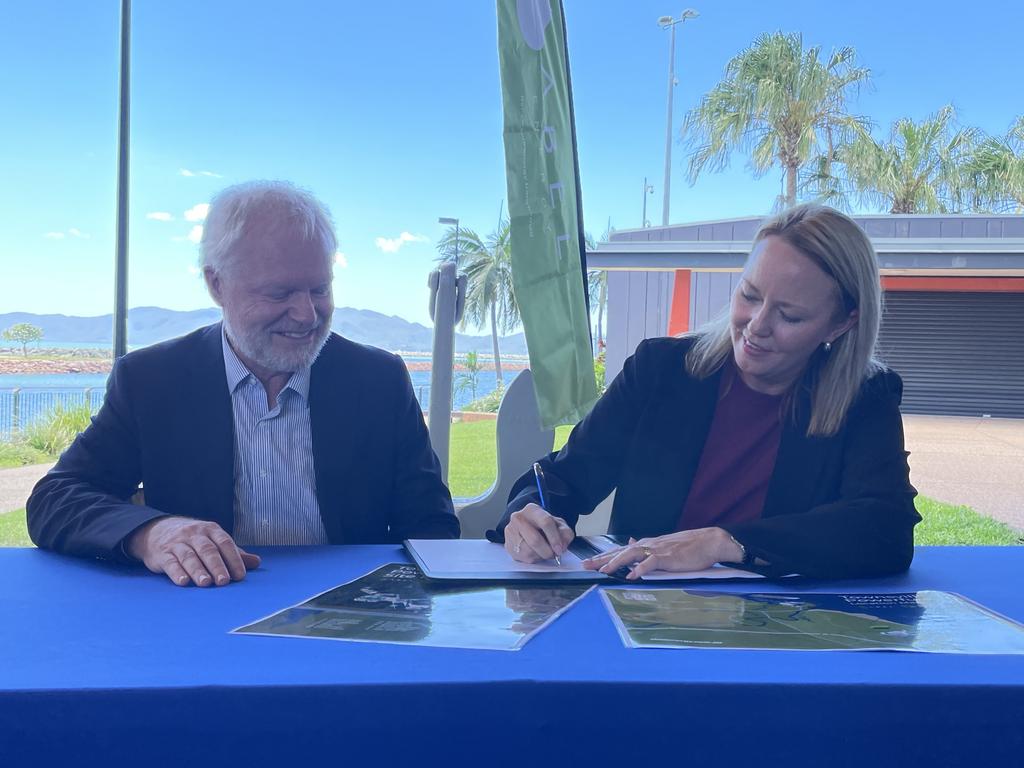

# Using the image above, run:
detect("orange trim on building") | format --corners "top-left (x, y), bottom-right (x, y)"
top-left (881, 276), bottom-right (1024, 293)
top-left (667, 270), bottom-right (691, 336)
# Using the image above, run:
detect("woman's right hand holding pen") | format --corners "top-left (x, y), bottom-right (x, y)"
top-left (504, 504), bottom-right (575, 564)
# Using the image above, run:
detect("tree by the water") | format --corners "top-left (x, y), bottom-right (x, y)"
top-left (2, 323), bottom-right (44, 356)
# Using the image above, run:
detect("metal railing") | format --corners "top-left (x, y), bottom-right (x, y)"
top-left (0, 384), bottom-right (490, 442)
top-left (0, 389), bottom-right (105, 441)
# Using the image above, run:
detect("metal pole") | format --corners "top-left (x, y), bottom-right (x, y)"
top-left (642, 177), bottom-right (651, 227)
top-left (661, 22), bottom-right (676, 227)
top-left (427, 262), bottom-right (464, 482)
top-left (113, 0), bottom-right (131, 359)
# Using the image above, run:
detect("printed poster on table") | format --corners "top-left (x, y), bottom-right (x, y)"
top-left (601, 589), bottom-right (1024, 652)
top-left (234, 563), bottom-right (591, 651)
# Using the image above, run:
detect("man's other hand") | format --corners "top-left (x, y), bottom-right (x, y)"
top-left (126, 517), bottom-right (261, 587)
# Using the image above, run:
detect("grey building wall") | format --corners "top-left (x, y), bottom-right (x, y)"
top-left (690, 272), bottom-right (742, 330)
top-left (605, 271), bottom-right (673, 381)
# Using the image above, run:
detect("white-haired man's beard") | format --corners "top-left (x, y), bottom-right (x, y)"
top-left (223, 315), bottom-right (331, 374)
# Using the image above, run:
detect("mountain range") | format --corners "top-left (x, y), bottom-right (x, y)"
top-left (0, 307), bottom-right (529, 355)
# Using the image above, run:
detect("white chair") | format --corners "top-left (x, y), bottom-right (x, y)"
top-left (455, 368), bottom-right (554, 539)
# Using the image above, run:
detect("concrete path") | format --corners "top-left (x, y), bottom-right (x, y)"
top-left (0, 415), bottom-right (1021, 532)
top-left (0, 462), bottom-right (52, 514)
top-left (903, 415), bottom-right (1024, 533)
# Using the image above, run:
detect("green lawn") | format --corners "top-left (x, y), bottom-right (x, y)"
top-left (914, 497), bottom-right (1022, 545)
top-left (0, 508), bottom-right (30, 547)
top-left (447, 419), bottom-right (572, 498)
top-left (0, 418), bottom-right (1019, 548)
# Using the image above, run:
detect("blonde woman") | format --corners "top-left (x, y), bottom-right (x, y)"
top-left (495, 204), bottom-right (919, 579)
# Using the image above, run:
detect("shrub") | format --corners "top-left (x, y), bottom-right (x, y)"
top-left (23, 402), bottom-right (94, 456)
top-left (462, 384), bottom-right (505, 413)
top-left (0, 441), bottom-right (52, 468)
top-left (594, 350), bottom-right (607, 394)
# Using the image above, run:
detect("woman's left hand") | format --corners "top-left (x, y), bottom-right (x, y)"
top-left (582, 527), bottom-right (743, 580)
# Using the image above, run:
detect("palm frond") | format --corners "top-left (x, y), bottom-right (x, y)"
top-left (682, 30), bottom-right (871, 207)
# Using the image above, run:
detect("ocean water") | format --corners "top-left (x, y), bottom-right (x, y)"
top-left (0, 373), bottom-right (109, 389)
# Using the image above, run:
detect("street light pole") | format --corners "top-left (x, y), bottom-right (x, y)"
top-left (439, 216), bottom-right (459, 265)
top-left (658, 9), bottom-right (698, 227)
top-left (642, 177), bottom-right (654, 227)
top-left (430, 216), bottom-right (463, 481)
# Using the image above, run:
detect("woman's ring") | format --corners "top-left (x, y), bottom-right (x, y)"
top-left (515, 538), bottom-right (522, 554)
top-left (640, 545), bottom-right (653, 559)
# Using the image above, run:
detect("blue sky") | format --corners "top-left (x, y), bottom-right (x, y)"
top-left (1, 0), bottom-right (1021, 332)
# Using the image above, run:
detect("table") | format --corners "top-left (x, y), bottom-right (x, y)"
top-left (2, 545), bottom-right (1022, 767)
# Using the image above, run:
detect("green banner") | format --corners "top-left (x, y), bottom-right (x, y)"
top-left (496, 0), bottom-right (598, 427)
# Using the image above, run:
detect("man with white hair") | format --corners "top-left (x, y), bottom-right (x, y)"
top-left (27, 181), bottom-right (459, 587)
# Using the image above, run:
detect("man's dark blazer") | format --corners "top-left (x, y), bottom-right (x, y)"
top-left (497, 336), bottom-right (920, 580)
top-left (27, 323), bottom-right (459, 559)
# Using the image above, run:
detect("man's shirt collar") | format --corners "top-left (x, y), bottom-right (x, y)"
top-left (221, 327), bottom-right (311, 402)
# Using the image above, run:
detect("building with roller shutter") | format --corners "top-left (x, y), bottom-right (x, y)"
top-left (590, 214), bottom-right (1024, 418)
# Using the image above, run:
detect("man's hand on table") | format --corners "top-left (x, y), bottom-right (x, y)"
top-left (126, 517), bottom-right (261, 587)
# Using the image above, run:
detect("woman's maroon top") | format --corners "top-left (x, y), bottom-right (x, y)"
top-left (675, 361), bottom-right (784, 532)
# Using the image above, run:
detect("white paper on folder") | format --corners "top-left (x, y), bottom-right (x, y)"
top-left (405, 539), bottom-right (766, 581)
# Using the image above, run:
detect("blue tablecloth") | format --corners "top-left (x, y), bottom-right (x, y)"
top-left (2, 545), bottom-right (1022, 767)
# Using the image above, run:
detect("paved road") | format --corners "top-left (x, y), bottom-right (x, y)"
top-left (1, 415), bottom-right (1021, 533)
top-left (0, 462), bottom-right (52, 515)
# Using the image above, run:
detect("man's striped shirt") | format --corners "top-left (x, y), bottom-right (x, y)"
top-left (222, 331), bottom-right (329, 546)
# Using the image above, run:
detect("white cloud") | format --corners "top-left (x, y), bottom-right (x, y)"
top-left (179, 168), bottom-right (222, 178)
top-left (187, 225), bottom-right (203, 244)
top-left (184, 203), bottom-right (210, 222)
top-left (45, 229), bottom-right (90, 239)
top-left (374, 231), bottom-right (429, 253)
top-left (147, 211), bottom-right (173, 221)
top-left (334, 252), bottom-right (348, 268)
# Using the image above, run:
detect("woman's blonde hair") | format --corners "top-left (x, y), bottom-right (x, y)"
top-left (685, 203), bottom-right (883, 437)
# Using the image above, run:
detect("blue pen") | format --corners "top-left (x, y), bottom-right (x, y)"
top-left (532, 462), bottom-right (561, 566)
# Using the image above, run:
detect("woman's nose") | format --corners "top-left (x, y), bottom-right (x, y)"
top-left (747, 307), bottom-right (771, 337)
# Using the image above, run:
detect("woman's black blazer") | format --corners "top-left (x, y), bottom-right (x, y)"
top-left (498, 336), bottom-right (920, 579)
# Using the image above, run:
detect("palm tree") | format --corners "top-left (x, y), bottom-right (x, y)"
top-left (585, 230), bottom-right (608, 352)
top-left (436, 219), bottom-right (519, 389)
top-left (837, 106), bottom-right (978, 213)
top-left (965, 116), bottom-right (1024, 213)
top-left (454, 350), bottom-right (482, 402)
top-left (683, 31), bottom-right (871, 208)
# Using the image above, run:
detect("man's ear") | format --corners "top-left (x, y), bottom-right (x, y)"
top-left (827, 308), bottom-right (859, 344)
top-left (203, 266), bottom-right (224, 307)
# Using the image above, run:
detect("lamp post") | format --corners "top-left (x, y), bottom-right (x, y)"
top-left (641, 177), bottom-right (654, 227)
top-left (429, 216), bottom-right (463, 482)
top-left (438, 217), bottom-right (459, 265)
top-left (658, 9), bottom-right (698, 227)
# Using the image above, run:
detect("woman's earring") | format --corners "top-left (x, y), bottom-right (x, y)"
top-left (823, 341), bottom-right (832, 353)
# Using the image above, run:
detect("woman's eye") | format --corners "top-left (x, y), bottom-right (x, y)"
top-left (741, 291), bottom-right (759, 302)
top-left (780, 311), bottom-right (802, 324)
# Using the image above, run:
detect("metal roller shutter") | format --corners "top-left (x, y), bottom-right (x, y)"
top-left (876, 291), bottom-right (1024, 418)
